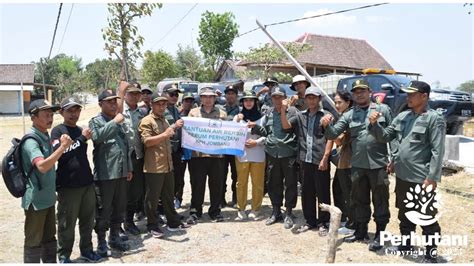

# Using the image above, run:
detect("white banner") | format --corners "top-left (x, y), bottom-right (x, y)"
top-left (181, 117), bottom-right (247, 156)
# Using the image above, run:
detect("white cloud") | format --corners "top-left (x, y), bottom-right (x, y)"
top-left (295, 9), bottom-right (357, 28)
top-left (365, 16), bottom-right (394, 23)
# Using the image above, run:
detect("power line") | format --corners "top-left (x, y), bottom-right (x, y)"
top-left (266, 3), bottom-right (388, 27)
top-left (149, 3), bottom-right (198, 50)
top-left (48, 3), bottom-right (63, 59)
top-left (210, 3), bottom-right (389, 54)
top-left (240, 3), bottom-right (389, 40)
top-left (57, 3), bottom-right (74, 54)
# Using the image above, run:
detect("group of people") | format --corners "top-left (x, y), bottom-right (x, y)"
top-left (19, 72), bottom-right (445, 263)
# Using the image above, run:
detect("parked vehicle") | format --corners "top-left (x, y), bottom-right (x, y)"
top-left (337, 69), bottom-right (474, 134)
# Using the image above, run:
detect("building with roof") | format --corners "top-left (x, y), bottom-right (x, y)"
top-left (0, 64), bottom-right (35, 114)
top-left (215, 33), bottom-right (420, 93)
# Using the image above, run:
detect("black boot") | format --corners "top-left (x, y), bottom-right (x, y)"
top-left (344, 223), bottom-right (369, 243)
top-left (265, 206), bottom-right (283, 226)
top-left (24, 246), bottom-right (41, 263)
top-left (96, 232), bottom-right (110, 258)
top-left (368, 223), bottom-right (386, 252)
top-left (40, 240), bottom-right (57, 263)
top-left (284, 208), bottom-right (294, 229)
top-left (422, 245), bottom-right (438, 263)
top-left (109, 225), bottom-right (130, 252)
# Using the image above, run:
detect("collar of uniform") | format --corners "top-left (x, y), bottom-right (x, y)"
top-left (151, 112), bottom-right (165, 120)
top-left (124, 102), bottom-right (140, 113)
top-left (224, 103), bottom-right (238, 109)
top-left (302, 108), bottom-right (324, 116)
top-left (200, 105), bottom-right (218, 114)
top-left (31, 126), bottom-right (50, 142)
top-left (411, 106), bottom-right (429, 116)
top-left (100, 112), bottom-right (113, 122)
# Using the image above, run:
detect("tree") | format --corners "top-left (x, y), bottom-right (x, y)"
top-left (175, 44), bottom-right (203, 81)
top-left (197, 11), bottom-right (239, 75)
top-left (102, 3), bottom-right (161, 81)
top-left (236, 42), bottom-right (310, 80)
top-left (84, 58), bottom-right (122, 92)
top-left (34, 54), bottom-right (85, 102)
top-left (141, 50), bottom-right (178, 88)
top-left (458, 80), bottom-right (474, 94)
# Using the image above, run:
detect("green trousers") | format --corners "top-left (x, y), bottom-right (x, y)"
top-left (24, 205), bottom-right (56, 248)
top-left (57, 184), bottom-right (96, 259)
top-left (144, 172), bottom-right (180, 229)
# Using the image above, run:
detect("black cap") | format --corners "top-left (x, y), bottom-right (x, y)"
top-left (263, 77), bottom-right (279, 87)
top-left (351, 79), bottom-right (370, 91)
top-left (163, 83), bottom-right (179, 93)
top-left (402, 80), bottom-right (431, 94)
top-left (28, 99), bottom-right (60, 114)
top-left (141, 86), bottom-right (152, 94)
top-left (224, 85), bottom-right (238, 94)
top-left (182, 92), bottom-right (195, 101)
top-left (60, 97), bottom-right (82, 110)
top-left (98, 89), bottom-right (120, 102)
top-left (270, 86), bottom-right (286, 97)
top-left (151, 91), bottom-right (168, 102)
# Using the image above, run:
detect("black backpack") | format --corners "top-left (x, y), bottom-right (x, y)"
top-left (2, 134), bottom-right (43, 198)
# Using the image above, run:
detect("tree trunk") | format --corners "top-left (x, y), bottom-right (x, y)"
top-left (320, 203), bottom-right (342, 263)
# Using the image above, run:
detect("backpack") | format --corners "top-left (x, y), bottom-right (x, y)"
top-left (2, 133), bottom-right (44, 198)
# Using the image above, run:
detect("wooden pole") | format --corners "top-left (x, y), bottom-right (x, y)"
top-left (255, 19), bottom-right (337, 114)
top-left (320, 203), bottom-right (342, 263)
top-left (20, 82), bottom-right (25, 135)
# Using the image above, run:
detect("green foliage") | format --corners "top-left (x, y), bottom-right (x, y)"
top-left (84, 58), bottom-right (122, 92)
top-left (175, 44), bottom-right (203, 81)
top-left (458, 80), bottom-right (474, 94)
top-left (34, 54), bottom-right (85, 102)
top-left (195, 68), bottom-right (215, 83)
top-left (102, 3), bottom-right (161, 80)
top-left (197, 11), bottom-right (239, 74)
top-left (236, 42), bottom-right (310, 79)
top-left (141, 50), bottom-right (178, 88)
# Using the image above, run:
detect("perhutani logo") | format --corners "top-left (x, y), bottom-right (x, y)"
top-left (403, 184), bottom-right (441, 226)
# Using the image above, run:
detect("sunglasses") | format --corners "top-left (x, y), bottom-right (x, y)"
top-left (168, 92), bottom-right (179, 97)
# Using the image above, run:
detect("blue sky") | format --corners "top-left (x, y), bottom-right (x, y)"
top-left (0, 2), bottom-right (472, 89)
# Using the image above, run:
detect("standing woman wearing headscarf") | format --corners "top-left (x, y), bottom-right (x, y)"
top-left (233, 91), bottom-right (266, 221)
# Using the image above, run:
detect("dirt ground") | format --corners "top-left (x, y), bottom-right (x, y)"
top-left (0, 104), bottom-right (473, 263)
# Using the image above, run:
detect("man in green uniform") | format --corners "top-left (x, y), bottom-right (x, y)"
top-left (368, 80), bottom-right (445, 263)
top-left (162, 84), bottom-right (186, 210)
top-left (117, 82), bottom-right (146, 236)
top-left (222, 85), bottom-right (240, 208)
top-left (139, 91), bottom-right (190, 238)
top-left (21, 99), bottom-right (73, 263)
top-left (252, 86), bottom-right (299, 229)
top-left (321, 79), bottom-right (393, 251)
top-left (89, 89), bottom-right (133, 256)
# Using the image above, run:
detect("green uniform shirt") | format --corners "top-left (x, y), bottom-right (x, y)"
top-left (89, 113), bottom-right (132, 181)
top-left (164, 105), bottom-right (182, 153)
top-left (325, 103), bottom-right (393, 169)
top-left (252, 106), bottom-right (298, 158)
top-left (369, 108), bottom-right (446, 183)
top-left (21, 127), bottom-right (56, 210)
top-left (223, 104), bottom-right (240, 121)
top-left (123, 102), bottom-right (145, 159)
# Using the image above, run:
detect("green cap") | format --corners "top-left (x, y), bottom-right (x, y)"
top-left (351, 79), bottom-right (370, 91)
top-left (182, 92), bottom-right (195, 100)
